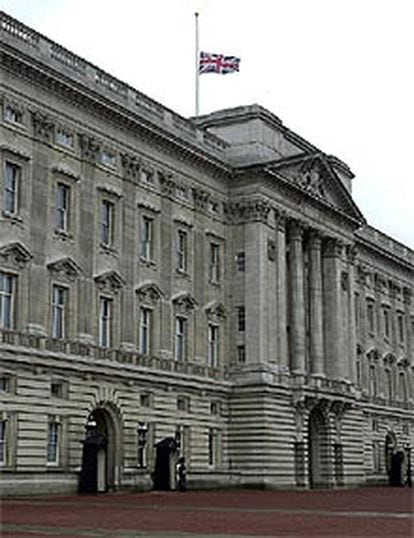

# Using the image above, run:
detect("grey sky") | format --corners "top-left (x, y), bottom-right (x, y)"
top-left (1, 0), bottom-right (412, 248)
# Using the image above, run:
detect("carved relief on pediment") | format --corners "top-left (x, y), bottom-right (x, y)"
top-left (172, 292), bottom-right (197, 315)
top-left (295, 160), bottom-right (326, 198)
top-left (47, 256), bottom-right (82, 282)
top-left (94, 270), bottom-right (125, 293)
top-left (205, 301), bottom-right (226, 322)
top-left (0, 242), bottom-right (32, 268)
top-left (223, 199), bottom-right (271, 223)
top-left (31, 111), bottom-right (54, 143)
top-left (159, 172), bottom-right (176, 198)
top-left (192, 187), bottom-right (210, 211)
top-left (136, 282), bottom-right (163, 306)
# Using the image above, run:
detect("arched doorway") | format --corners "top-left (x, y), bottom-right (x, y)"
top-left (79, 404), bottom-right (122, 493)
top-left (308, 408), bottom-right (330, 488)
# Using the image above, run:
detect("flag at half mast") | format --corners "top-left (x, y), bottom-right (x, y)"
top-left (199, 51), bottom-right (240, 74)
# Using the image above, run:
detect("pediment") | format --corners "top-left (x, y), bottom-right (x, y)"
top-left (0, 242), bottom-right (32, 267)
top-left (47, 257), bottom-right (82, 280)
top-left (172, 292), bottom-right (197, 314)
top-left (94, 270), bottom-right (125, 292)
top-left (267, 153), bottom-right (365, 224)
top-left (205, 301), bottom-right (226, 320)
top-left (136, 281), bottom-right (164, 305)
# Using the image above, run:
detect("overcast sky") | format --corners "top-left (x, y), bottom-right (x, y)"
top-left (1, 0), bottom-right (413, 248)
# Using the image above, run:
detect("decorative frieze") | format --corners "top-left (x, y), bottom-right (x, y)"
top-left (223, 199), bottom-right (271, 224)
top-left (79, 134), bottom-right (101, 162)
top-left (159, 172), bottom-right (176, 198)
top-left (192, 187), bottom-right (210, 211)
top-left (31, 111), bottom-right (54, 143)
top-left (120, 153), bottom-right (141, 181)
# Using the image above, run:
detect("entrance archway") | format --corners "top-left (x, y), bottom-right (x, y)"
top-left (308, 408), bottom-right (331, 488)
top-left (79, 403), bottom-right (122, 493)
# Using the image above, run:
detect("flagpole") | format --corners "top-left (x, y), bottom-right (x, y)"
top-left (195, 11), bottom-right (200, 116)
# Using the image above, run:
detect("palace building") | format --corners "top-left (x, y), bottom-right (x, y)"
top-left (0, 11), bottom-right (413, 495)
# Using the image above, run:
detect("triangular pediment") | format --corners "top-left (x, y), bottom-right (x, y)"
top-left (136, 281), bottom-right (164, 305)
top-left (94, 270), bottom-right (125, 292)
top-left (0, 241), bottom-right (32, 266)
top-left (172, 292), bottom-right (197, 314)
top-left (47, 256), bottom-right (82, 280)
top-left (205, 301), bottom-right (226, 320)
top-left (266, 153), bottom-right (365, 224)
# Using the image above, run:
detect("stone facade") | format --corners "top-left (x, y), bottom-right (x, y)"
top-left (0, 12), bottom-right (413, 495)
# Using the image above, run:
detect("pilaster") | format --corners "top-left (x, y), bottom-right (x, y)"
top-left (309, 231), bottom-right (324, 376)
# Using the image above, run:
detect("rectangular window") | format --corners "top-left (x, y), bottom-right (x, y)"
top-left (99, 297), bottom-right (112, 348)
top-left (139, 307), bottom-right (152, 355)
top-left (176, 230), bottom-right (187, 272)
top-left (140, 216), bottom-right (153, 261)
top-left (208, 428), bottom-right (216, 467)
top-left (369, 365), bottom-right (377, 397)
top-left (399, 372), bottom-right (408, 403)
top-left (237, 306), bottom-right (245, 332)
top-left (236, 252), bottom-right (245, 272)
top-left (383, 307), bottom-right (390, 338)
top-left (354, 293), bottom-right (360, 329)
top-left (0, 272), bottom-right (15, 329)
top-left (55, 183), bottom-right (70, 232)
top-left (177, 395), bottom-right (190, 412)
top-left (51, 285), bottom-right (66, 339)
top-left (385, 369), bottom-right (393, 400)
top-left (175, 317), bottom-right (186, 361)
top-left (237, 345), bottom-right (246, 364)
top-left (51, 381), bottom-right (66, 399)
top-left (56, 128), bottom-right (74, 148)
top-left (137, 422), bottom-right (148, 468)
top-left (208, 324), bottom-right (219, 367)
top-left (140, 393), bottom-right (152, 408)
top-left (209, 243), bottom-right (220, 283)
top-left (47, 420), bottom-right (59, 464)
top-left (367, 301), bottom-right (375, 334)
top-left (4, 105), bottom-right (23, 125)
top-left (101, 200), bottom-right (114, 246)
top-left (397, 314), bottom-right (405, 343)
top-left (0, 419), bottom-right (6, 464)
top-left (0, 375), bottom-right (10, 392)
top-left (4, 162), bottom-right (20, 216)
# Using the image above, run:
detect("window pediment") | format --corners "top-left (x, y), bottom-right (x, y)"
top-left (172, 292), bottom-right (197, 314)
top-left (205, 301), bottom-right (226, 321)
top-left (47, 257), bottom-right (81, 281)
top-left (94, 270), bottom-right (125, 292)
top-left (0, 241), bottom-right (32, 268)
top-left (136, 282), bottom-right (163, 306)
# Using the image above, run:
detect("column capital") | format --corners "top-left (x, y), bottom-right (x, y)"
top-left (323, 237), bottom-right (344, 257)
top-left (288, 219), bottom-right (305, 241)
top-left (308, 229), bottom-right (322, 250)
top-left (346, 243), bottom-right (358, 264)
top-left (274, 209), bottom-right (288, 231)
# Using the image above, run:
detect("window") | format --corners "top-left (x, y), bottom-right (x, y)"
top-left (236, 252), bottom-right (245, 272)
top-left (237, 345), bottom-right (246, 364)
top-left (385, 369), bottom-right (393, 400)
top-left (367, 301), bottom-right (375, 334)
top-left (208, 325), bottom-right (219, 367)
top-left (47, 419), bottom-right (60, 464)
top-left (354, 293), bottom-right (360, 329)
top-left (101, 149), bottom-right (117, 168)
top-left (4, 105), bottom-right (23, 125)
top-left (0, 375), bottom-right (10, 392)
top-left (369, 364), bottom-right (377, 396)
top-left (383, 307), bottom-right (390, 339)
top-left (208, 428), bottom-right (219, 467)
top-left (55, 128), bottom-right (74, 148)
top-left (139, 308), bottom-right (152, 355)
top-left (99, 297), bottom-right (112, 347)
top-left (0, 272), bottom-right (15, 329)
top-left (397, 314), bottom-right (405, 343)
top-left (237, 306), bottom-right (245, 331)
top-left (51, 381), bottom-right (65, 399)
top-left (55, 183), bottom-right (70, 232)
top-left (4, 162), bottom-right (20, 216)
top-left (209, 243), bottom-right (220, 282)
top-left (373, 441), bottom-right (381, 473)
top-left (210, 401), bottom-right (221, 415)
top-left (51, 285), bottom-right (67, 339)
top-left (176, 230), bottom-right (187, 272)
top-left (140, 393), bottom-right (152, 408)
top-left (177, 395), bottom-right (190, 412)
top-left (399, 372), bottom-right (408, 403)
top-left (175, 317), bottom-right (186, 361)
top-left (140, 216), bottom-right (153, 261)
top-left (0, 419), bottom-right (6, 464)
top-left (100, 200), bottom-right (114, 246)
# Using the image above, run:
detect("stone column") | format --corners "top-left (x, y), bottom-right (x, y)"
top-left (322, 238), bottom-right (344, 380)
top-left (288, 221), bottom-right (306, 374)
top-left (309, 231), bottom-right (324, 376)
top-left (347, 245), bottom-right (358, 384)
top-left (276, 213), bottom-right (288, 371)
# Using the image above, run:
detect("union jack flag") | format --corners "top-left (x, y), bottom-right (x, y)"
top-left (199, 51), bottom-right (240, 75)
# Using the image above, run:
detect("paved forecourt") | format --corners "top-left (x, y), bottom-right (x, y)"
top-left (1, 487), bottom-right (413, 537)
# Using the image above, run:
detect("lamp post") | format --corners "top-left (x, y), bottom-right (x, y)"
top-left (137, 422), bottom-right (148, 468)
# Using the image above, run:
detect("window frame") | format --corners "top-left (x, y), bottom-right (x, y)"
top-left (4, 161), bottom-right (20, 216)
top-left (51, 284), bottom-right (67, 340)
top-left (0, 272), bottom-right (16, 330)
top-left (55, 182), bottom-right (71, 233)
top-left (46, 418), bottom-right (60, 465)
top-left (175, 316), bottom-right (187, 361)
top-left (208, 324), bottom-right (219, 368)
top-left (100, 199), bottom-right (115, 247)
top-left (139, 307), bottom-right (152, 355)
top-left (99, 296), bottom-right (113, 348)
top-left (209, 242), bottom-right (221, 283)
top-left (176, 229), bottom-right (188, 273)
